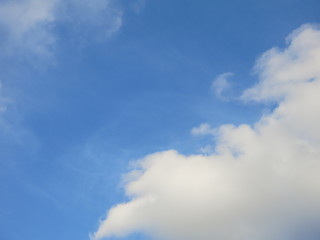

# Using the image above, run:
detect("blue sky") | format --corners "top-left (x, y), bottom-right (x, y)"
top-left (1, 1), bottom-right (320, 240)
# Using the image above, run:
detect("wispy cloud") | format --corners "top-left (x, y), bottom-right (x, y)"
top-left (191, 123), bottom-right (216, 136)
top-left (92, 24), bottom-right (320, 240)
top-left (0, 82), bottom-right (9, 114)
top-left (0, 0), bottom-right (57, 61)
top-left (0, 0), bottom-right (123, 62)
top-left (60, 0), bottom-right (123, 42)
top-left (0, 81), bottom-right (38, 148)
top-left (0, 0), bottom-right (124, 140)
top-left (131, 0), bottom-right (147, 14)
top-left (211, 72), bottom-right (233, 100)
top-left (0, 81), bottom-right (13, 135)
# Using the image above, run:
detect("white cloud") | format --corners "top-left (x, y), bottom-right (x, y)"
top-left (191, 123), bottom-right (216, 136)
top-left (0, 0), bottom-right (123, 61)
top-left (92, 24), bottom-right (320, 240)
top-left (242, 24), bottom-right (320, 102)
top-left (211, 72), bottom-right (233, 99)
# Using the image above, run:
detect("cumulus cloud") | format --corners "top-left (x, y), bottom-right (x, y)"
top-left (211, 72), bottom-right (233, 99)
top-left (0, 0), bottom-right (122, 61)
top-left (242, 24), bottom-right (320, 102)
top-left (92, 24), bottom-right (320, 240)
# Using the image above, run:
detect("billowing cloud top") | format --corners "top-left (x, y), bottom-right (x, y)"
top-left (92, 24), bottom-right (320, 240)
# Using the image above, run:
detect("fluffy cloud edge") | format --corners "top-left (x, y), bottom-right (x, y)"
top-left (91, 24), bottom-right (320, 240)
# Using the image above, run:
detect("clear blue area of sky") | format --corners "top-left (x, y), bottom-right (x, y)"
top-left (1, 0), bottom-right (320, 239)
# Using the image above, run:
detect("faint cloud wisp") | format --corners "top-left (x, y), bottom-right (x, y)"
top-left (211, 72), bottom-right (234, 100)
top-left (191, 123), bottom-right (216, 136)
top-left (0, 0), bottom-right (57, 62)
top-left (0, 0), bottom-right (123, 63)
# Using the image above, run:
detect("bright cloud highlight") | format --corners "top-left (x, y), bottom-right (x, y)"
top-left (92, 24), bottom-right (320, 240)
